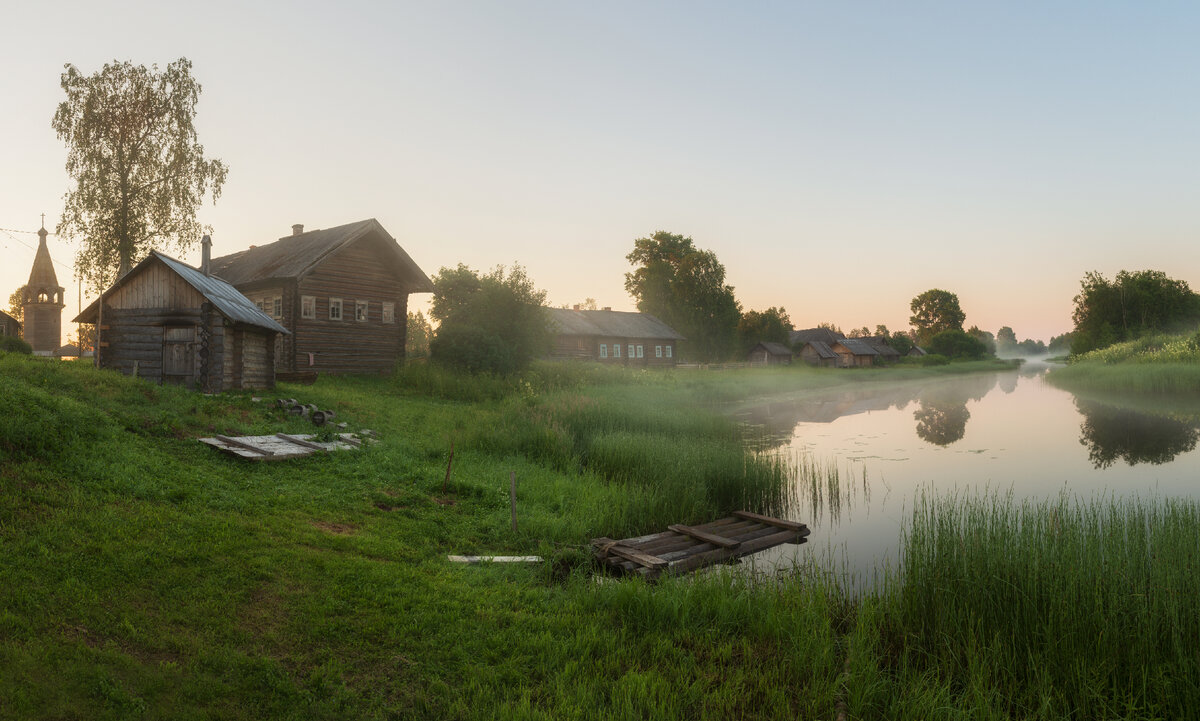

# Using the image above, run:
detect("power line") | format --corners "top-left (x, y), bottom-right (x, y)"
top-left (0, 228), bottom-right (76, 273)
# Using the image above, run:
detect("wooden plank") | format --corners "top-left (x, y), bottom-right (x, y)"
top-left (668, 524), bottom-right (741, 549)
top-left (732, 510), bottom-right (810, 534)
top-left (214, 434), bottom-right (274, 456)
top-left (447, 555), bottom-right (543, 564)
top-left (592, 538), bottom-right (668, 569)
top-left (275, 433), bottom-right (326, 451)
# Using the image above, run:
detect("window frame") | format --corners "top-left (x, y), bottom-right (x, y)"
top-left (613, 343), bottom-right (621, 358)
top-left (665, 345), bottom-right (673, 358)
top-left (655, 345), bottom-right (662, 358)
top-left (329, 298), bottom-right (343, 321)
top-left (382, 301), bottom-right (395, 324)
top-left (599, 343), bottom-right (607, 359)
top-left (355, 300), bottom-right (369, 322)
top-left (301, 295), bottom-right (316, 319)
top-left (636, 345), bottom-right (644, 359)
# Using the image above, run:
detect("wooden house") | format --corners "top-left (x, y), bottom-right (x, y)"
top-left (209, 219), bottom-right (434, 375)
top-left (75, 243), bottom-right (288, 391)
top-left (747, 342), bottom-right (793, 365)
top-left (907, 346), bottom-right (928, 357)
top-left (797, 340), bottom-right (838, 367)
top-left (863, 336), bottom-right (901, 363)
top-left (545, 307), bottom-right (683, 366)
top-left (831, 338), bottom-right (878, 368)
top-left (0, 309), bottom-right (20, 339)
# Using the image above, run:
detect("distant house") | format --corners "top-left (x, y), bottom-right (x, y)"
top-left (75, 243), bottom-right (288, 391)
top-left (209, 219), bottom-right (434, 375)
top-left (545, 307), bottom-right (683, 366)
top-left (0, 309), bottom-right (20, 338)
top-left (797, 340), bottom-right (838, 368)
top-left (789, 327), bottom-right (844, 347)
top-left (831, 338), bottom-right (878, 368)
top-left (747, 342), bottom-right (792, 365)
top-left (862, 336), bottom-right (901, 363)
top-left (907, 346), bottom-right (927, 357)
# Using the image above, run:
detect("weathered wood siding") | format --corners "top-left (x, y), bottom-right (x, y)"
top-left (550, 335), bottom-right (678, 366)
top-left (0, 314), bottom-right (19, 337)
top-left (798, 345), bottom-right (836, 367)
top-left (292, 237), bottom-right (409, 374)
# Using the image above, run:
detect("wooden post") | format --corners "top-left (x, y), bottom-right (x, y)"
top-left (441, 439), bottom-right (455, 495)
top-left (509, 471), bottom-right (517, 534)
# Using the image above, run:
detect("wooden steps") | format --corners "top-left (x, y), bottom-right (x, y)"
top-left (591, 511), bottom-right (810, 580)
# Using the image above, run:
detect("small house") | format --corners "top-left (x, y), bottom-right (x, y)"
top-left (862, 336), bottom-right (901, 363)
top-left (907, 346), bottom-right (928, 357)
top-left (209, 219), bottom-right (434, 375)
top-left (747, 342), bottom-right (792, 365)
top-left (831, 338), bottom-right (879, 368)
top-left (545, 307), bottom-right (683, 366)
top-left (797, 340), bottom-right (838, 368)
top-left (75, 242), bottom-right (288, 391)
top-left (0, 309), bottom-right (20, 338)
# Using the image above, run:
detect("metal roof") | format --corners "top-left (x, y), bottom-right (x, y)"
top-left (208, 218), bottom-right (435, 292)
top-left (74, 251), bottom-right (288, 334)
top-left (545, 308), bottom-right (685, 340)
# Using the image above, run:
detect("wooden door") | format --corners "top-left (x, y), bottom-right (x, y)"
top-left (163, 326), bottom-right (195, 385)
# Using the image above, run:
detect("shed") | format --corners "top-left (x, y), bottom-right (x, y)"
top-left (797, 340), bottom-right (838, 368)
top-left (209, 219), bottom-right (434, 375)
top-left (75, 248), bottom-right (288, 391)
top-left (831, 338), bottom-right (879, 368)
top-left (863, 336), bottom-right (901, 362)
top-left (907, 346), bottom-right (928, 357)
top-left (747, 342), bottom-right (793, 365)
top-left (0, 309), bottom-right (20, 338)
top-left (545, 307), bottom-right (684, 366)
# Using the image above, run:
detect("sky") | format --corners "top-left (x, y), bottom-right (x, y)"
top-left (3, 1), bottom-right (1200, 346)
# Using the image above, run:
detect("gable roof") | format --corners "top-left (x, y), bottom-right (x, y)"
top-left (208, 218), bottom-right (434, 292)
top-left (0, 309), bottom-right (19, 327)
top-left (545, 308), bottom-right (684, 340)
top-left (832, 338), bottom-right (879, 356)
top-left (751, 342), bottom-right (792, 357)
top-left (74, 251), bottom-right (288, 334)
top-left (800, 340), bottom-right (838, 359)
top-left (862, 336), bottom-right (901, 357)
top-left (790, 327), bottom-right (844, 346)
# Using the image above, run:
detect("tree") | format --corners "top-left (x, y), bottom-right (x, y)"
top-left (624, 231), bottom-right (741, 361)
top-left (928, 329), bottom-right (988, 360)
top-left (817, 322), bottom-right (843, 335)
top-left (887, 330), bottom-right (914, 355)
top-left (53, 58), bottom-right (228, 290)
top-left (910, 289), bottom-right (966, 345)
top-left (737, 307), bottom-right (791, 354)
top-left (848, 326), bottom-right (871, 338)
top-left (7, 285), bottom-right (25, 323)
top-left (967, 326), bottom-right (996, 355)
top-left (996, 326), bottom-right (1017, 354)
top-left (428, 263), bottom-right (549, 374)
top-left (406, 310), bottom-right (432, 358)
top-left (1071, 270), bottom-right (1200, 354)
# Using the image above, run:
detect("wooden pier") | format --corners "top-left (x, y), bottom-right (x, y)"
top-left (591, 510), bottom-right (810, 580)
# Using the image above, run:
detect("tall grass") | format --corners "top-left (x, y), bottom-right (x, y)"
top-left (1049, 329), bottom-right (1200, 394)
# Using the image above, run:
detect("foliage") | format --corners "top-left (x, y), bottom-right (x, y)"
top-left (927, 328), bottom-right (989, 360)
top-left (996, 325), bottom-right (1017, 348)
top-left (737, 306), bottom-right (791, 354)
top-left (624, 231), bottom-right (741, 362)
top-left (1047, 332), bottom-right (1074, 354)
top-left (1070, 269), bottom-right (1200, 355)
top-left (882, 329), bottom-right (914, 355)
top-left (53, 58), bottom-right (228, 290)
top-left (7, 285), bottom-right (26, 322)
top-left (405, 310), bottom-right (431, 358)
top-left (816, 321), bottom-right (842, 334)
top-left (0, 335), bottom-right (33, 354)
top-left (909, 289), bottom-right (966, 345)
top-left (428, 263), bottom-right (549, 374)
top-left (966, 325), bottom-right (996, 354)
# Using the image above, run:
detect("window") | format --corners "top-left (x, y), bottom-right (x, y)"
top-left (329, 298), bottom-right (343, 320)
top-left (613, 343), bottom-right (621, 358)
top-left (301, 295), bottom-right (316, 319)
top-left (356, 300), bottom-right (368, 322)
top-left (273, 298), bottom-right (282, 319)
top-left (599, 343), bottom-right (607, 359)
top-left (655, 345), bottom-right (662, 358)
top-left (665, 345), bottom-right (673, 358)
top-left (382, 302), bottom-right (395, 324)
top-left (636, 345), bottom-right (644, 358)
top-left (628, 344), bottom-right (635, 358)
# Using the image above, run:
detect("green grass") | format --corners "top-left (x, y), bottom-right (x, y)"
top-left (1049, 329), bottom-right (1200, 394)
top-left (2, 352), bottom-right (1196, 719)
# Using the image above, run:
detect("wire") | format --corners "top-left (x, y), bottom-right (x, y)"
top-left (0, 228), bottom-right (75, 273)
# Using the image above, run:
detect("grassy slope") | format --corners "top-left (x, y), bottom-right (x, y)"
top-left (1048, 329), bottom-right (1200, 394)
top-left (2, 355), bottom-right (1196, 719)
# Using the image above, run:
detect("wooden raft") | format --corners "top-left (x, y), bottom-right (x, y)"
top-left (592, 511), bottom-right (810, 580)
top-left (199, 432), bottom-right (366, 461)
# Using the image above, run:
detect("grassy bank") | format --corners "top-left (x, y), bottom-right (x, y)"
top-left (1048, 329), bottom-right (1200, 393)
top-left (2, 354), bottom-right (1195, 719)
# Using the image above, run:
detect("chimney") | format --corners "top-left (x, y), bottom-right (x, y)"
top-left (292, 224), bottom-right (304, 236)
top-left (201, 235), bottom-right (212, 276)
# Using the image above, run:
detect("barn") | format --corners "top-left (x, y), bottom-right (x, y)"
top-left (545, 307), bottom-right (683, 366)
top-left (797, 340), bottom-right (838, 367)
top-left (75, 242), bottom-right (288, 391)
top-left (747, 342), bottom-right (793, 365)
top-left (830, 338), bottom-right (879, 368)
top-left (209, 219), bottom-right (434, 375)
top-left (0, 309), bottom-right (20, 339)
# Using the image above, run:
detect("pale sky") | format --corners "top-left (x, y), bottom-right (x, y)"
top-left (3, 1), bottom-right (1199, 346)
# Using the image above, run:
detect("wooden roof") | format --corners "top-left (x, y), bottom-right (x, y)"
top-left (0, 309), bottom-right (19, 327)
top-left (789, 327), bottom-right (844, 346)
top-left (75, 251), bottom-right (288, 334)
top-left (27, 227), bottom-right (62, 293)
top-left (801, 340), bottom-right (838, 359)
top-left (832, 338), bottom-right (879, 356)
top-left (545, 308), bottom-right (684, 340)
top-left (208, 218), bottom-right (434, 293)
top-left (862, 336), bottom-right (901, 357)
top-left (751, 342), bottom-right (793, 357)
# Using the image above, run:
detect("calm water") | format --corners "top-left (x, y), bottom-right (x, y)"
top-left (737, 360), bottom-right (1200, 578)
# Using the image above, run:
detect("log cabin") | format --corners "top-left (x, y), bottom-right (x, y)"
top-left (208, 219), bottom-right (434, 375)
top-left (747, 342), bottom-right (793, 365)
top-left (830, 338), bottom-right (879, 368)
top-left (797, 340), bottom-right (838, 367)
top-left (545, 307), bottom-right (683, 366)
top-left (0, 309), bottom-right (20, 339)
top-left (74, 242), bottom-right (288, 391)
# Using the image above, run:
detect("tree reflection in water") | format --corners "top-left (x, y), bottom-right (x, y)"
top-left (1075, 400), bottom-right (1200, 468)
top-left (913, 402), bottom-right (970, 445)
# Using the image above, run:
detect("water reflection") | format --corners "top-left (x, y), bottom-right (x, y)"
top-left (913, 401), bottom-right (969, 445)
top-left (1075, 399), bottom-right (1200, 468)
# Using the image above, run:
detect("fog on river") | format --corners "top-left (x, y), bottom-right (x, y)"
top-left (735, 360), bottom-right (1200, 579)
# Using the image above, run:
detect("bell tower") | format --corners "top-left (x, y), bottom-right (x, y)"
top-left (22, 218), bottom-right (65, 355)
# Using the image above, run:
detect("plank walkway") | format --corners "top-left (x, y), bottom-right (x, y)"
top-left (591, 510), bottom-right (810, 580)
top-left (199, 432), bottom-right (366, 461)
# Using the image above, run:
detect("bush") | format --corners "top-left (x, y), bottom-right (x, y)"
top-left (928, 329), bottom-right (988, 360)
top-left (0, 335), bottom-right (33, 354)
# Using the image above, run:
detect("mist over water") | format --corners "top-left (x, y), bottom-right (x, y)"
top-left (736, 364), bottom-right (1200, 580)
